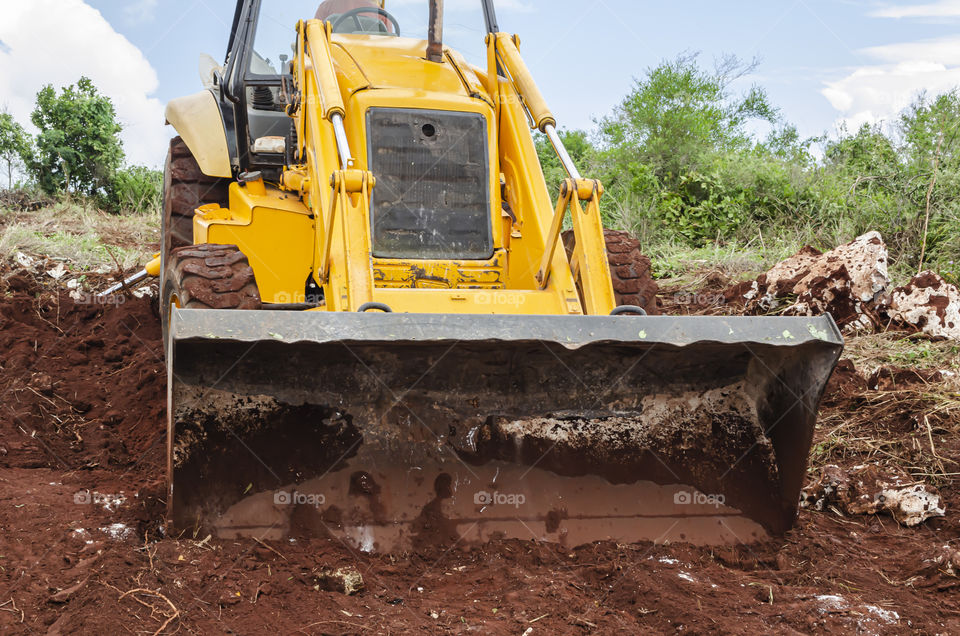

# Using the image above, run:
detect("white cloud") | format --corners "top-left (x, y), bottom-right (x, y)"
top-left (822, 37), bottom-right (960, 131)
top-left (860, 37), bottom-right (960, 64)
top-left (0, 0), bottom-right (168, 168)
top-left (871, 0), bottom-right (960, 18)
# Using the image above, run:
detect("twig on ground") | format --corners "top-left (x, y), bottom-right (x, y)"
top-left (118, 587), bottom-right (181, 636)
top-left (103, 245), bottom-right (132, 297)
top-left (254, 536), bottom-right (287, 561)
top-left (0, 598), bottom-right (24, 622)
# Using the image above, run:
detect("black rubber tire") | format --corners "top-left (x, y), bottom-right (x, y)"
top-left (161, 244), bottom-right (262, 346)
top-left (603, 230), bottom-right (660, 316)
top-left (562, 229), bottom-right (661, 316)
top-left (161, 137), bottom-right (230, 257)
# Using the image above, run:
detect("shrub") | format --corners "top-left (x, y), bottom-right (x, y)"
top-left (105, 166), bottom-right (162, 214)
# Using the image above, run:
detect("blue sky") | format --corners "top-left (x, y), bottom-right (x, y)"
top-left (2, 0), bottom-right (959, 167)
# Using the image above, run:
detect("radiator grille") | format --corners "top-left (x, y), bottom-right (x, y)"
top-left (366, 108), bottom-right (492, 260)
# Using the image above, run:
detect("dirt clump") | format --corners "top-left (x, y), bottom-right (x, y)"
top-left (867, 366), bottom-right (945, 391)
top-left (822, 359), bottom-right (868, 407)
top-left (0, 188), bottom-right (56, 212)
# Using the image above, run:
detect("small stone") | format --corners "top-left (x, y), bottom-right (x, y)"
top-left (219, 593), bottom-right (242, 606)
top-left (48, 577), bottom-right (88, 604)
top-left (102, 410), bottom-right (123, 427)
top-left (801, 464), bottom-right (945, 526)
top-left (28, 373), bottom-right (55, 395)
top-left (313, 567), bottom-right (364, 596)
top-left (66, 351), bottom-right (88, 365)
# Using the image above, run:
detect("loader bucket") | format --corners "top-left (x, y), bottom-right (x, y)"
top-left (167, 310), bottom-right (843, 550)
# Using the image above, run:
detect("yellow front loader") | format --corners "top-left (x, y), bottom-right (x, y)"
top-left (154, 0), bottom-right (842, 550)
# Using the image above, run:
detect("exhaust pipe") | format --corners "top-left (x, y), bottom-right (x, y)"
top-left (427, 0), bottom-right (443, 62)
top-left (482, 0), bottom-right (499, 33)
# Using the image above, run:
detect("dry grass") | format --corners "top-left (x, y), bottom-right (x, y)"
top-left (809, 330), bottom-right (960, 484)
top-left (813, 363), bottom-right (960, 485)
top-left (0, 200), bottom-right (158, 270)
top-left (842, 331), bottom-right (960, 377)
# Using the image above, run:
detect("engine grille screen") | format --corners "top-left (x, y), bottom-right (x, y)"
top-left (366, 108), bottom-right (493, 260)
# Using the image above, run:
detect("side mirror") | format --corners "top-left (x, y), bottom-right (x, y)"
top-left (213, 70), bottom-right (226, 100)
top-left (198, 53), bottom-right (223, 90)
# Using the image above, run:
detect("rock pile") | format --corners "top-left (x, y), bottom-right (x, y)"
top-left (726, 232), bottom-right (960, 340)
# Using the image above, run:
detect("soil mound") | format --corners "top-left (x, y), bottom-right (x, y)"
top-left (2, 263), bottom-right (960, 634)
top-left (0, 264), bottom-right (165, 474)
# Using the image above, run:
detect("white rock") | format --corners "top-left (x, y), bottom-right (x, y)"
top-left (46, 263), bottom-right (68, 280)
top-left (766, 232), bottom-right (888, 303)
top-left (876, 485), bottom-right (945, 527)
top-left (735, 232), bottom-right (890, 331)
top-left (15, 252), bottom-right (35, 268)
top-left (890, 272), bottom-right (960, 340)
top-left (865, 605), bottom-right (899, 623)
top-left (99, 523), bottom-right (135, 540)
top-left (802, 464), bottom-right (945, 526)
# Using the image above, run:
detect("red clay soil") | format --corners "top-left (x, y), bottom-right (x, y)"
top-left (1, 264), bottom-right (960, 635)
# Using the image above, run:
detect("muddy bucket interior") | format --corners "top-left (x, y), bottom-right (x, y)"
top-left (167, 311), bottom-right (843, 551)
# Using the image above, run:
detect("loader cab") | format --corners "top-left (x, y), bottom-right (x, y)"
top-left (219, 0), bottom-right (488, 176)
top-left (219, 0), bottom-right (500, 263)
top-left (219, 0), bottom-right (407, 181)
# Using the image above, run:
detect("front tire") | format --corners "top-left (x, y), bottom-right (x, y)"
top-left (162, 137), bottom-right (230, 253)
top-left (604, 230), bottom-right (660, 316)
top-left (161, 244), bottom-right (261, 347)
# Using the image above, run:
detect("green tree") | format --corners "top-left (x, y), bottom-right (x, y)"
top-left (896, 91), bottom-right (960, 270)
top-left (599, 53), bottom-right (779, 191)
top-left (0, 110), bottom-right (30, 189)
top-left (824, 123), bottom-right (900, 178)
top-left (900, 90), bottom-right (960, 173)
top-left (27, 77), bottom-right (124, 196)
top-left (595, 54), bottom-right (786, 243)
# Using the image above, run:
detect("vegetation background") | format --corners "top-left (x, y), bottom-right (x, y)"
top-left (1, 59), bottom-right (958, 285)
top-left (537, 55), bottom-right (960, 285)
top-left (0, 77), bottom-right (161, 216)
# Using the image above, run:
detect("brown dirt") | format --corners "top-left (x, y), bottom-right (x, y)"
top-left (662, 269), bottom-right (737, 316)
top-left (2, 264), bottom-right (960, 634)
top-left (0, 189), bottom-right (56, 212)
